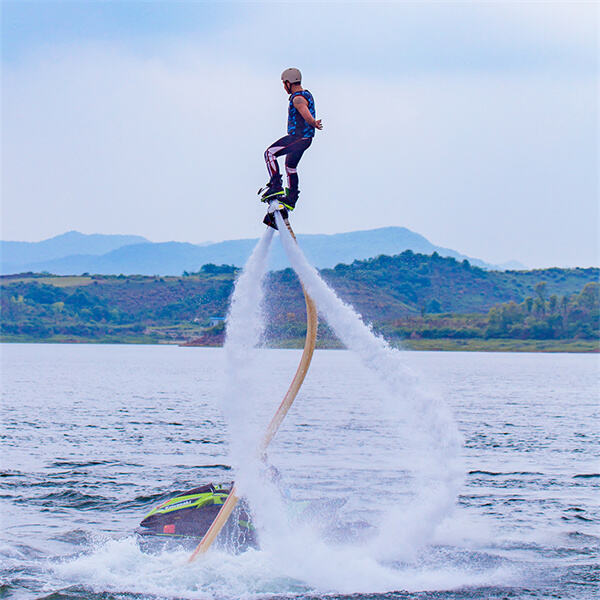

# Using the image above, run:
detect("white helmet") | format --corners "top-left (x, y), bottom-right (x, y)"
top-left (281, 67), bottom-right (302, 84)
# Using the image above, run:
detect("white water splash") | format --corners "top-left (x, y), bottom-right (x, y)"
top-left (216, 227), bottom-right (302, 564)
top-left (220, 227), bottom-right (274, 472)
top-left (213, 214), bottom-right (465, 590)
top-left (275, 211), bottom-right (464, 560)
top-left (52, 535), bottom-right (515, 598)
top-left (211, 226), bottom-right (404, 590)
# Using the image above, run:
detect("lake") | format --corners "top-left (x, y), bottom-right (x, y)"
top-left (1, 344), bottom-right (598, 599)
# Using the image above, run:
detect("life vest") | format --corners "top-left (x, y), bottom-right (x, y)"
top-left (287, 90), bottom-right (316, 138)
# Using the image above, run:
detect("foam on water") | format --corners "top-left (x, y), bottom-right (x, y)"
top-left (51, 534), bottom-right (517, 598)
top-left (52, 536), bottom-right (284, 598)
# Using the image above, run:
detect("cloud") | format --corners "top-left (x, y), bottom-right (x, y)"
top-left (5, 2), bottom-right (596, 74)
top-left (2, 2), bottom-right (598, 267)
top-left (269, 2), bottom-right (595, 76)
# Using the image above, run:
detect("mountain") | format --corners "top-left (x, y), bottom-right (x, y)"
top-left (2, 227), bottom-right (509, 276)
top-left (1, 231), bottom-right (149, 274)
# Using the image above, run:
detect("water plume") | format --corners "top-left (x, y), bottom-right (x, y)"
top-left (216, 215), bottom-right (463, 587)
top-left (275, 211), bottom-right (464, 559)
top-left (220, 227), bottom-right (274, 475)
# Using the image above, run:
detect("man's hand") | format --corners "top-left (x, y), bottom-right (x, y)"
top-left (314, 119), bottom-right (323, 130)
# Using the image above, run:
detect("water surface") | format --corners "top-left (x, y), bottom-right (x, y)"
top-left (1, 344), bottom-right (598, 599)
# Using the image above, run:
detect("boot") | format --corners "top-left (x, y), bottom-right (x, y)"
top-left (282, 188), bottom-right (299, 211)
top-left (258, 174), bottom-right (285, 203)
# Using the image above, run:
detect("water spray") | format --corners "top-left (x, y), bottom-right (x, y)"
top-left (188, 219), bottom-right (318, 561)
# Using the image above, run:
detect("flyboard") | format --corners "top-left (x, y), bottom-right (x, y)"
top-left (188, 204), bottom-right (318, 562)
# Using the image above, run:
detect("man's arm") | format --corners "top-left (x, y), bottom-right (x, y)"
top-left (293, 95), bottom-right (323, 130)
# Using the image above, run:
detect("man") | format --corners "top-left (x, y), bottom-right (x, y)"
top-left (260, 67), bottom-right (323, 228)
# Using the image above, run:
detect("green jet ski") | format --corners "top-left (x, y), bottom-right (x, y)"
top-left (136, 482), bottom-right (257, 553)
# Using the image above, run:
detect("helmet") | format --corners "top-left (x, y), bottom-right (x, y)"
top-left (281, 67), bottom-right (302, 84)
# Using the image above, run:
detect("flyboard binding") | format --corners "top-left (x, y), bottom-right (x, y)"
top-left (263, 198), bottom-right (289, 230)
top-left (258, 186), bottom-right (294, 230)
top-left (187, 218), bottom-right (318, 562)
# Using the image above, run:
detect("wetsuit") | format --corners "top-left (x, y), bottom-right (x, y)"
top-left (264, 90), bottom-right (316, 197)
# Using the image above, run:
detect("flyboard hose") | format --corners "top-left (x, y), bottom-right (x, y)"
top-left (188, 219), bottom-right (318, 562)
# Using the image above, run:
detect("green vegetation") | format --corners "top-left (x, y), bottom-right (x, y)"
top-left (1, 253), bottom-right (598, 352)
top-left (484, 282), bottom-right (598, 341)
top-left (379, 282), bottom-right (599, 342)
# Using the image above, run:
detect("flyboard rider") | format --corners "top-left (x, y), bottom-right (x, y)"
top-left (259, 67), bottom-right (323, 229)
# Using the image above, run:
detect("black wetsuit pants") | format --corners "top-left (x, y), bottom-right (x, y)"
top-left (264, 135), bottom-right (312, 192)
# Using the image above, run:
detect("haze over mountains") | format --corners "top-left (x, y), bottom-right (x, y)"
top-left (1, 228), bottom-right (524, 276)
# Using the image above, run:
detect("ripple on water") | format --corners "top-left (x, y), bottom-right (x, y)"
top-left (1, 346), bottom-right (598, 599)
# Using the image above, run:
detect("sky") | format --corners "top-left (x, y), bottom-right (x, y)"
top-left (1, 1), bottom-right (598, 268)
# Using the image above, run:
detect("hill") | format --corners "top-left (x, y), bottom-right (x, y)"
top-left (1, 252), bottom-right (597, 350)
top-left (0, 227), bottom-right (519, 275)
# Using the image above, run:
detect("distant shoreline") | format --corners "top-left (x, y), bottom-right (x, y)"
top-left (1, 337), bottom-right (597, 353)
top-left (2, 260), bottom-right (597, 353)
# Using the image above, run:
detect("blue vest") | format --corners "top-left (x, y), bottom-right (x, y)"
top-left (287, 90), bottom-right (316, 138)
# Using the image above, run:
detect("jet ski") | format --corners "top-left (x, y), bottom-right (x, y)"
top-left (137, 479), bottom-right (367, 553)
top-left (136, 482), bottom-right (257, 553)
